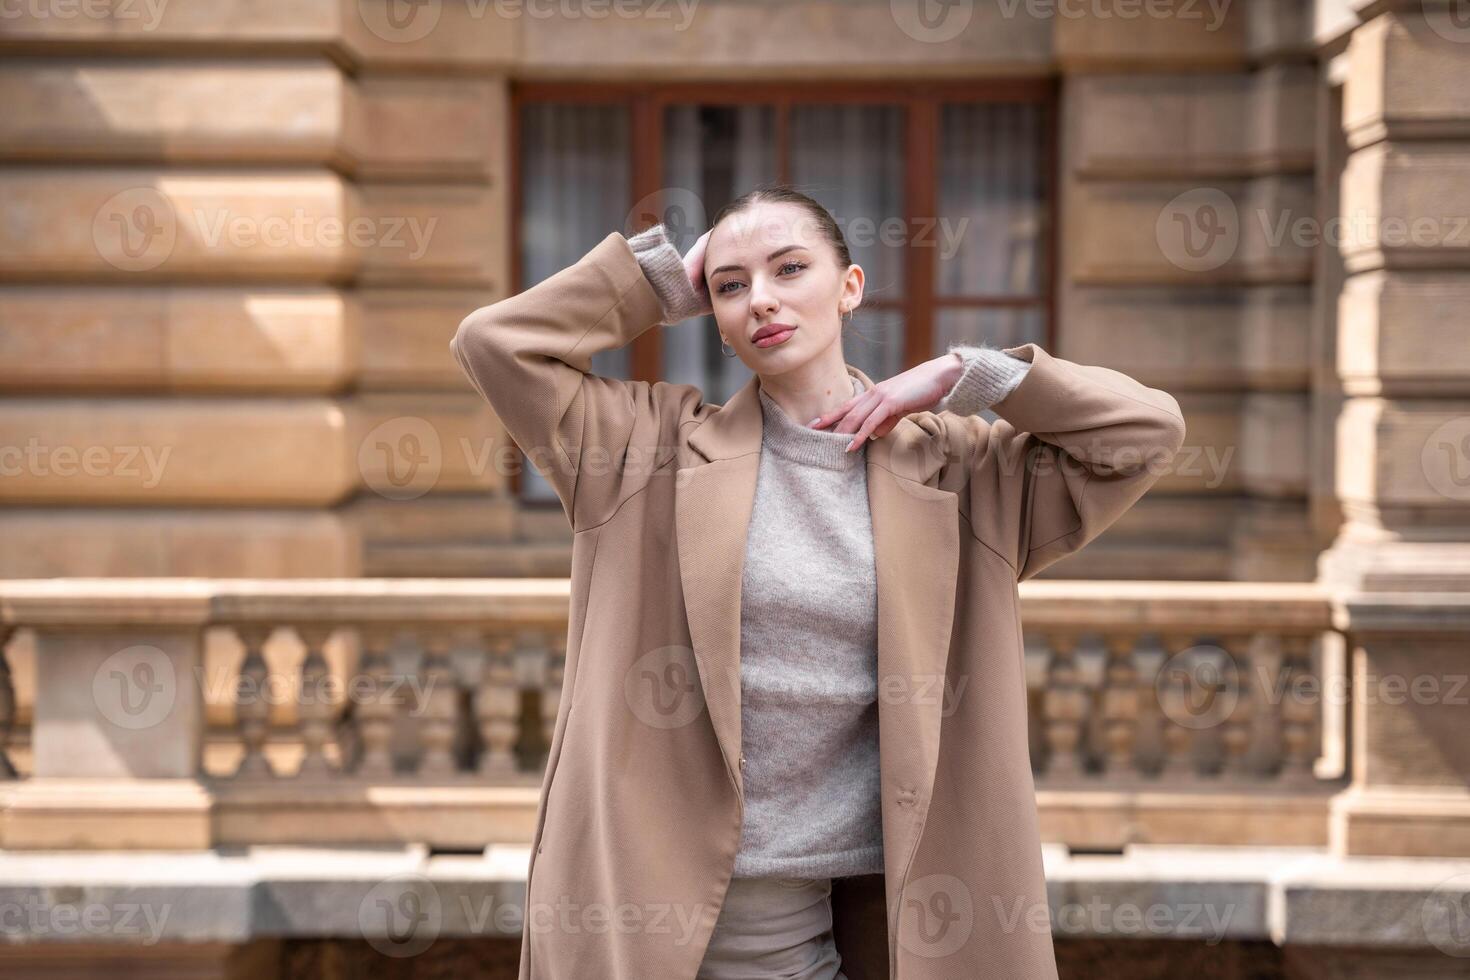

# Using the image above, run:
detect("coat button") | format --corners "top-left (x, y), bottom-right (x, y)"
top-left (739, 753), bottom-right (746, 769)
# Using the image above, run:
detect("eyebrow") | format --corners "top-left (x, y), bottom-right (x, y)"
top-left (709, 244), bottom-right (808, 276)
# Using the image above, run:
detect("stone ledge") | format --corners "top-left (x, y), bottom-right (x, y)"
top-left (1045, 844), bottom-right (1470, 950)
top-left (0, 843), bottom-right (1463, 950)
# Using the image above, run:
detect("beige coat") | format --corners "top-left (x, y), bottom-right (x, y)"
top-left (450, 230), bottom-right (1187, 979)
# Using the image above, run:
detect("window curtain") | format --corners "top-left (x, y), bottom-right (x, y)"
top-left (518, 103), bottom-right (630, 503)
top-left (934, 102), bottom-right (1046, 355)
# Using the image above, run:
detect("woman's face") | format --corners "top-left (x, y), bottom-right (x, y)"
top-left (704, 201), bottom-right (862, 372)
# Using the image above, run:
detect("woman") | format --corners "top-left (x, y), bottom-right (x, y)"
top-left (450, 185), bottom-right (1186, 980)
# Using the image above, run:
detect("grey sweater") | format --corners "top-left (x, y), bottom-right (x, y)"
top-left (625, 224), bottom-right (1031, 878)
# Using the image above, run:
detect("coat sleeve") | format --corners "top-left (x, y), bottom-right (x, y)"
top-left (919, 343), bottom-right (1186, 581)
top-left (449, 228), bottom-right (705, 530)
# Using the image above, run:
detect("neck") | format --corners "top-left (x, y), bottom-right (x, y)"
top-left (758, 371), bottom-right (867, 470)
top-left (755, 349), bottom-right (857, 428)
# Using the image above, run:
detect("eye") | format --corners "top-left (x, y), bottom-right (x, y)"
top-left (714, 259), bottom-right (808, 295)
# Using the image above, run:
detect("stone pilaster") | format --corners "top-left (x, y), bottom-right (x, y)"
top-left (1319, 4), bottom-right (1470, 857)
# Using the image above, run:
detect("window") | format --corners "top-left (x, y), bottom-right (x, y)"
top-left (512, 82), bottom-right (1055, 505)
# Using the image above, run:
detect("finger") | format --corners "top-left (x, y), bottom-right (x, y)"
top-left (839, 401), bottom-right (882, 450)
top-left (833, 392), bottom-right (881, 435)
top-left (809, 397), bottom-right (857, 429)
top-left (846, 406), bottom-right (891, 452)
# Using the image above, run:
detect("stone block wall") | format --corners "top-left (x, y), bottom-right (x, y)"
top-left (0, 2), bottom-right (512, 576)
top-left (6, 0), bottom-right (1456, 586)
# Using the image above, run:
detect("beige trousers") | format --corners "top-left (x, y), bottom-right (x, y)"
top-left (696, 875), bottom-right (848, 980)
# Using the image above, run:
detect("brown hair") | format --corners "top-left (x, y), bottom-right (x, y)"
top-left (708, 182), bottom-right (853, 272)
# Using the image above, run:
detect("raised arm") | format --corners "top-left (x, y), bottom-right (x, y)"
top-left (937, 343), bottom-right (1033, 416)
top-left (448, 224), bottom-right (709, 529)
top-left (923, 342), bottom-right (1185, 581)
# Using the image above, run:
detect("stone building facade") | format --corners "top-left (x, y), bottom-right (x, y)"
top-left (1, 1), bottom-right (1468, 977)
top-left (3, 0), bottom-right (1459, 589)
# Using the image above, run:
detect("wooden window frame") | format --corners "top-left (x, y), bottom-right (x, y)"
top-left (510, 80), bottom-right (1059, 502)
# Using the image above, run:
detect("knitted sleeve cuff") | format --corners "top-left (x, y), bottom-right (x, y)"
top-left (937, 343), bottom-right (1033, 416)
top-left (624, 223), bottom-right (713, 325)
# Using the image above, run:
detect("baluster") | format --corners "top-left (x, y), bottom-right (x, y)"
top-left (233, 625), bottom-right (276, 778)
top-left (1156, 633), bottom-right (1199, 780)
top-left (419, 631), bottom-right (459, 776)
top-left (1218, 633), bottom-right (1255, 778)
top-left (355, 627), bottom-right (399, 777)
top-left (1041, 633), bottom-right (1087, 779)
top-left (1098, 633), bottom-right (1140, 776)
top-left (295, 625), bottom-right (337, 778)
top-left (541, 629), bottom-right (566, 761)
top-left (0, 626), bottom-right (16, 779)
top-left (1277, 633), bottom-right (1318, 781)
top-left (478, 634), bottom-right (519, 777)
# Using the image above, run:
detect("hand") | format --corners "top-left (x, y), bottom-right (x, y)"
top-left (810, 354), bottom-right (963, 452)
top-left (682, 229), bottom-right (714, 315)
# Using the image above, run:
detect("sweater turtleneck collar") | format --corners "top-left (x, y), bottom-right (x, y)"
top-left (757, 370), bottom-right (868, 471)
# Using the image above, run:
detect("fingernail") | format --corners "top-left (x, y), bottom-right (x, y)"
top-left (809, 418), bottom-right (822, 427)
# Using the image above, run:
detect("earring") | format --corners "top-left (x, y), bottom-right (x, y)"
top-left (720, 336), bottom-right (737, 358)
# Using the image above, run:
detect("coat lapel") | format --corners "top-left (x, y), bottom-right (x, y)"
top-left (674, 363), bottom-right (959, 956)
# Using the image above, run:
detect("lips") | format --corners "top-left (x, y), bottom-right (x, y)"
top-left (751, 322), bottom-right (796, 344)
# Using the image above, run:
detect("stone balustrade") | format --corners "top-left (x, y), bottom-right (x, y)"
top-left (0, 578), bottom-right (1354, 854)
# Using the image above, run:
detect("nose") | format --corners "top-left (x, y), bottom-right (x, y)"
top-left (747, 275), bottom-right (778, 319)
